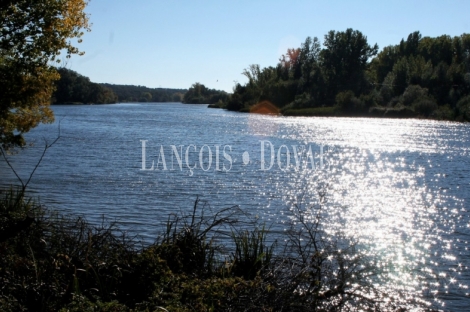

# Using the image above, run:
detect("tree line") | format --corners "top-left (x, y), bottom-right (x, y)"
top-left (182, 82), bottom-right (229, 105)
top-left (53, 68), bottom-right (118, 104)
top-left (102, 83), bottom-right (186, 103)
top-left (54, 71), bottom-right (230, 106)
top-left (217, 29), bottom-right (470, 121)
top-left (53, 68), bottom-right (186, 104)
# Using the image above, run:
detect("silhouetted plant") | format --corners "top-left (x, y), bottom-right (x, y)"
top-left (155, 197), bottom-right (245, 276)
top-left (230, 224), bottom-right (275, 280)
top-left (0, 190), bottom-right (430, 311)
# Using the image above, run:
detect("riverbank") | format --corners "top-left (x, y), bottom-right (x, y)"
top-left (208, 102), bottom-right (466, 121)
top-left (0, 189), bottom-right (422, 311)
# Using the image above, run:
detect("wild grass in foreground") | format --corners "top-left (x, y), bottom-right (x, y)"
top-left (0, 188), bottom-right (432, 311)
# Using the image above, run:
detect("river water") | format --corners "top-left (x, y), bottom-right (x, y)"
top-left (1, 103), bottom-right (469, 310)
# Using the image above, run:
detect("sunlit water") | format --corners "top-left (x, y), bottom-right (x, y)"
top-left (1, 103), bottom-right (469, 310)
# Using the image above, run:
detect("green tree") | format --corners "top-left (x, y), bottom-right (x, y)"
top-left (0, 0), bottom-right (90, 148)
top-left (456, 95), bottom-right (470, 120)
top-left (321, 28), bottom-right (379, 103)
top-left (183, 82), bottom-right (206, 104)
top-left (418, 35), bottom-right (453, 66)
top-left (140, 92), bottom-right (152, 102)
top-left (370, 45), bottom-right (400, 84)
top-left (53, 68), bottom-right (117, 104)
top-left (404, 31), bottom-right (421, 57)
top-left (296, 36), bottom-right (323, 101)
top-left (183, 82), bottom-right (227, 104)
top-left (172, 93), bottom-right (182, 102)
top-left (336, 90), bottom-right (364, 114)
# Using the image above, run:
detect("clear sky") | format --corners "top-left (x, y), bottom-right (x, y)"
top-left (65, 0), bottom-right (470, 93)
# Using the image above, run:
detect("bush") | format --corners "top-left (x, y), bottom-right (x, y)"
top-left (412, 97), bottom-right (438, 117)
top-left (0, 188), bottom-right (136, 310)
top-left (230, 225), bottom-right (274, 280)
top-left (456, 95), bottom-right (470, 121)
top-left (226, 93), bottom-right (245, 111)
top-left (359, 90), bottom-right (382, 109)
top-left (0, 189), bottom-right (424, 311)
top-left (433, 104), bottom-right (454, 120)
top-left (401, 84), bottom-right (428, 106)
top-left (292, 92), bottom-right (316, 108)
top-left (335, 90), bottom-right (365, 114)
top-left (379, 74), bottom-right (394, 104)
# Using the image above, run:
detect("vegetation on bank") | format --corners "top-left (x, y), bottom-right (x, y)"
top-left (53, 68), bottom-right (118, 105)
top-left (214, 29), bottom-right (470, 121)
top-left (53, 68), bottom-right (186, 104)
top-left (183, 82), bottom-right (229, 105)
top-left (0, 188), bottom-right (425, 311)
top-left (101, 83), bottom-right (186, 104)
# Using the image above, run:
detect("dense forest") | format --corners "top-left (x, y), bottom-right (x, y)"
top-left (53, 68), bottom-right (118, 104)
top-left (102, 83), bottom-right (186, 103)
top-left (52, 30), bottom-right (470, 121)
top-left (182, 82), bottom-right (229, 105)
top-left (53, 68), bottom-right (186, 104)
top-left (217, 29), bottom-right (470, 121)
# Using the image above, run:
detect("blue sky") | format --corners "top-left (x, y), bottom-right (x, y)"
top-left (65, 0), bottom-right (470, 93)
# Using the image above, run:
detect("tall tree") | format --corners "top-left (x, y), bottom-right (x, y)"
top-left (0, 0), bottom-right (90, 148)
top-left (183, 82), bottom-right (227, 104)
top-left (321, 28), bottom-right (378, 102)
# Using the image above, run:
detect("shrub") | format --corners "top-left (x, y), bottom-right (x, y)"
top-left (230, 225), bottom-right (275, 280)
top-left (401, 84), bottom-right (428, 106)
top-left (456, 95), bottom-right (470, 121)
top-left (335, 90), bottom-right (365, 114)
top-left (433, 104), bottom-right (454, 120)
top-left (412, 97), bottom-right (438, 117)
top-left (292, 92), bottom-right (316, 108)
top-left (0, 188), bottom-right (136, 310)
top-left (0, 189), bottom-right (425, 311)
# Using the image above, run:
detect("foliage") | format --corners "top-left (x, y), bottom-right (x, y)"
top-left (101, 83), bottom-right (186, 103)
top-left (321, 28), bottom-right (378, 102)
top-left (183, 82), bottom-right (228, 104)
top-left (54, 68), bottom-right (118, 104)
top-left (335, 90), bottom-right (365, 114)
top-left (230, 225), bottom-right (274, 280)
top-left (0, 188), bottom-right (429, 311)
top-left (0, 188), bottom-right (136, 311)
top-left (100, 84), bottom-right (185, 103)
top-left (456, 94), bottom-right (470, 121)
top-left (0, 0), bottom-right (90, 148)
top-left (220, 29), bottom-right (470, 121)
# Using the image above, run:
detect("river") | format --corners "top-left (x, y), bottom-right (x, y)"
top-left (1, 103), bottom-right (469, 310)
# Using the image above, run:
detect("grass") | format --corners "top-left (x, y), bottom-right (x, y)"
top-left (0, 188), bottom-right (427, 311)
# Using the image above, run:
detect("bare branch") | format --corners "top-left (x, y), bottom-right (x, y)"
top-left (23, 121), bottom-right (61, 191)
top-left (0, 119), bottom-right (62, 192)
top-left (0, 146), bottom-right (26, 190)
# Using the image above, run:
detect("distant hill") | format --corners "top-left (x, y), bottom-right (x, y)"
top-left (101, 83), bottom-right (186, 103)
top-left (52, 68), bottom-right (187, 104)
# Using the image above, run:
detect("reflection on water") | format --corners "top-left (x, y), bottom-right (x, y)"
top-left (0, 103), bottom-right (469, 310)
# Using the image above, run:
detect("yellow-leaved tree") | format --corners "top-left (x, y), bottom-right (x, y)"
top-left (0, 0), bottom-right (90, 148)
